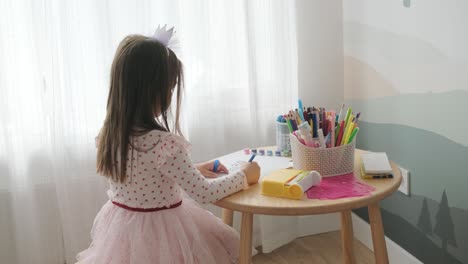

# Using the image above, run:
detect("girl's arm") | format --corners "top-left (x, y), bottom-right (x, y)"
top-left (158, 144), bottom-right (247, 204)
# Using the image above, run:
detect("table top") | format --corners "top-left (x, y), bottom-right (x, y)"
top-left (215, 149), bottom-right (402, 216)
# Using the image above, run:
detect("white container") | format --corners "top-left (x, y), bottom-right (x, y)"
top-left (276, 121), bottom-right (291, 152)
top-left (289, 133), bottom-right (355, 177)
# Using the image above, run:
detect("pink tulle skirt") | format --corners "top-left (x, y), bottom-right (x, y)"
top-left (76, 199), bottom-right (240, 264)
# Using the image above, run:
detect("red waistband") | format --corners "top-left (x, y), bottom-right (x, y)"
top-left (112, 200), bottom-right (182, 212)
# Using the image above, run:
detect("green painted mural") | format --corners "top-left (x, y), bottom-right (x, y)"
top-left (352, 121), bottom-right (468, 263)
top-left (344, 1), bottom-right (468, 262)
top-left (348, 91), bottom-right (468, 148)
top-left (350, 102), bottom-right (468, 209)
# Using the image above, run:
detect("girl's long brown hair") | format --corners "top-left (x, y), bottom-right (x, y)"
top-left (97, 35), bottom-right (183, 183)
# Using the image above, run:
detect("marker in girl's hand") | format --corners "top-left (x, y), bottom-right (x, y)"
top-left (213, 159), bottom-right (220, 172)
top-left (248, 154), bottom-right (256, 162)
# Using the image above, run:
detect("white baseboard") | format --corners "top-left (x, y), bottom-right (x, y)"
top-left (352, 213), bottom-right (423, 264)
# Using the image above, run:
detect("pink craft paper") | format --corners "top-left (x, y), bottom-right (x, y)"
top-left (306, 172), bottom-right (375, 200)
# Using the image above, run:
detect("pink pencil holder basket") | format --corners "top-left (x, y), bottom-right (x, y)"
top-left (289, 134), bottom-right (355, 177)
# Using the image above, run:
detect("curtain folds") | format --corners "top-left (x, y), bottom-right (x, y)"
top-left (0, 1), bottom-right (298, 263)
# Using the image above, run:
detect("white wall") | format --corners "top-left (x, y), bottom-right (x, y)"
top-left (295, 0), bottom-right (344, 109)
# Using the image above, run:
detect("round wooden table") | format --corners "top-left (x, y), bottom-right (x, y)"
top-left (215, 149), bottom-right (402, 264)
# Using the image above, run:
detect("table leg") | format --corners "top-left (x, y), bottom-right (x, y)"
top-left (341, 210), bottom-right (356, 264)
top-left (368, 202), bottom-right (389, 264)
top-left (239, 212), bottom-right (253, 264)
top-left (222, 208), bottom-right (234, 227)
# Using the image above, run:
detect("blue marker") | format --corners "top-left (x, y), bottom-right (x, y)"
top-left (213, 159), bottom-right (220, 172)
top-left (248, 154), bottom-right (256, 162)
top-left (311, 112), bottom-right (318, 138)
top-left (298, 99), bottom-right (305, 122)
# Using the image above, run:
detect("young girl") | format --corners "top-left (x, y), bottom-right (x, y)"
top-left (76, 29), bottom-right (260, 264)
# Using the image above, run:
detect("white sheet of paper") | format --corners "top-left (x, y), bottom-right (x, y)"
top-left (217, 150), bottom-right (292, 178)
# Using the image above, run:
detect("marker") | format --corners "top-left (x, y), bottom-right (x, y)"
top-left (311, 111), bottom-right (318, 138)
top-left (248, 154), bottom-right (256, 162)
top-left (290, 117), bottom-right (298, 131)
top-left (307, 112), bottom-right (314, 133)
top-left (355, 112), bottom-right (361, 125)
top-left (303, 107), bottom-right (309, 122)
top-left (337, 103), bottom-right (345, 122)
top-left (324, 133), bottom-right (331, 148)
top-left (213, 159), bottom-right (220, 172)
top-left (335, 122), bottom-right (341, 146)
top-left (344, 107), bottom-right (352, 129)
top-left (294, 109), bottom-right (302, 125)
top-left (330, 115), bottom-right (335, 147)
top-left (347, 127), bottom-right (359, 144)
top-left (298, 99), bottom-right (305, 122)
top-left (285, 115), bottom-right (293, 133)
top-left (317, 129), bottom-right (326, 148)
top-left (342, 116), bottom-right (355, 145)
top-left (322, 110), bottom-right (327, 132)
top-left (336, 120), bottom-right (345, 146)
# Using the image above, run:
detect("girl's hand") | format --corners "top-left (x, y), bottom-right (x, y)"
top-left (195, 160), bottom-right (229, 178)
top-left (239, 161), bottom-right (261, 185)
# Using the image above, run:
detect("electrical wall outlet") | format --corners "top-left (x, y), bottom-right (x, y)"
top-left (398, 167), bottom-right (410, 196)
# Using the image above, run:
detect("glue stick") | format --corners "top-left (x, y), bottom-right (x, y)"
top-left (288, 171), bottom-right (322, 199)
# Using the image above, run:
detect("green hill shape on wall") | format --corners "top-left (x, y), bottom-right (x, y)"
top-left (348, 90), bottom-right (468, 147)
top-left (356, 120), bottom-right (468, 210)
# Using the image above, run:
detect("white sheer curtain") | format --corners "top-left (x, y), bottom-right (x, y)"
top-left (0, 1), bottom-right (297, 263)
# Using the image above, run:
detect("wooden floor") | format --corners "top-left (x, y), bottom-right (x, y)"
top-left (252, 231), bottom-right (374, 264)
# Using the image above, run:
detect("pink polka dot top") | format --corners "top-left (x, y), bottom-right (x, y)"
top-left (106, 130), bottom-right (246, 209)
